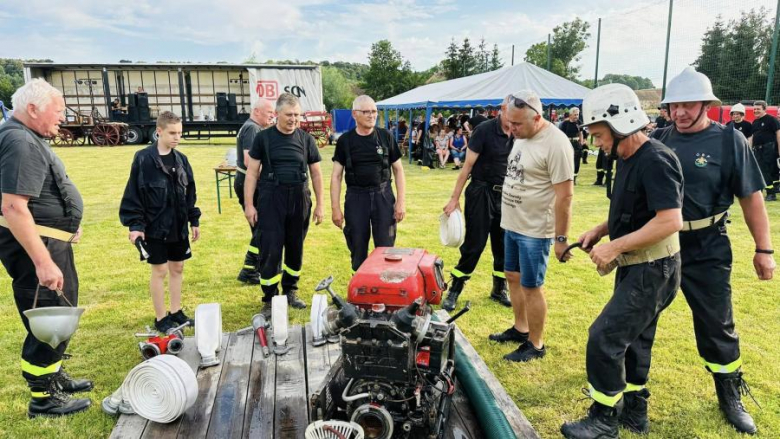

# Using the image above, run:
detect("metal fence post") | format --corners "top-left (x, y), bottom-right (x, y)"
top-left (594, 18), bottom-right (602, 88)
top-left (661, 0), bottom-right (674, 100)
top-left (547, 34), bottom-right (552, 71)
top-left (765, 0), bottom-right (780, 104)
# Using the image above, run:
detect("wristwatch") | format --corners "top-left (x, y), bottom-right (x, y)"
top-left (556, 235), bottom-right (567, 243)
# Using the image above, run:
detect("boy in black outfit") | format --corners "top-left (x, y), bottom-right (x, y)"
top-left (120, 111), bottom-right (201, 333)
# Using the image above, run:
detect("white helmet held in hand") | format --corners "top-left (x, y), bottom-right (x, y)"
top-left (661, 66), bottom-right (721, 106)
top-left (580, 83), bottom-right (649, 136)
top-left (730, 103), bottom-right (746, 115)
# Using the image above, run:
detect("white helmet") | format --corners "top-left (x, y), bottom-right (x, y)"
top-left (581, 83), bottom-right (649, 136)
top-left (661, 66), bottom-right (721, 106)
top-left (730, 103), bottom-right (746, 115)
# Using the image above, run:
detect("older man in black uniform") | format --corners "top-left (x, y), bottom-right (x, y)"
top-left (561, 84), bottom-right (683, 438)
top-left (750, 100), bottom-right (780, 201)
top-left (441, 96), bottom-right (513, 312)
top-left (331, 95), bottom-right (406, 273)
top-left (235, 98), bottom-right (275, 284)
top-left (654, 67), bottom-right (774, 435)
top-left (243, 93), bottom-right (324, 316)
top-left (560, 108), bottom-right (585, 184)
top-left (0, 79), bottom-right (92, 417)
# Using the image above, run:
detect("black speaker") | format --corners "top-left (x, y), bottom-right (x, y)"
top-left (128, 93), bottom-right (138, 107)
top-left (228, 106), bottom-right (238, 121)
top-left (217, 107), bottom-right (228, 121)
top-left (216, 93), bottom-right (228, 108)
top-left (137, 93), bottom-right (149, 107)
top-left (139, 107), bottom-right (150, 121)
top-left (227, 93), bottom-right (237, 106)
top-left (128, 106), bottom-right (139, 121)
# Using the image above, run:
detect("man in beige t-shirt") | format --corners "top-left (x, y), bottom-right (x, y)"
top-left (491, 90), bottom-right (574, 362)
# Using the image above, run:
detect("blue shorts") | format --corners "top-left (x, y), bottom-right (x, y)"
top-left (504, 231), bottom-right (553, 288)
top-left (451, 150), bottom-right (466, 161)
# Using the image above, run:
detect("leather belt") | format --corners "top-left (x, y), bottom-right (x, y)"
top-left (598, 233), bottom-right (680, 276)
top-left (682, 211), bottom-right (728, 232)
top-left (0, 216), bottom-right (77, 243)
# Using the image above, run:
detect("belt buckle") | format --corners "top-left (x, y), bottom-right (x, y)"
top-left (492, 185), bottom-right (503, 192)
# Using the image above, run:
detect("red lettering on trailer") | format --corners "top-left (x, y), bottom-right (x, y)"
top-left (256, 81), bottom-right (278, 99)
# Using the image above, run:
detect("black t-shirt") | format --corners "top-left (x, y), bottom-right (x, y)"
top-left (608, 140), bottom-right (683, 241)
top-left (727, 120), bottom-right (752, 139)
top-left (236, 118), bottom-right (263, 171)
top-left (655, 117), bottom-right (670, 129)
top-left (653, 124), bottom-right (765, 220)
top-left (248, 126), bottom-right (321, 185)
top-left (333, 128), bottom-right (401, 188)
top-left (468, 116), bottom-right (511, 185)
top-left (0, 118), bottom-right (84, 231)
top-left (751, 114), bottom-right (780, 146)
top-left (159, 151), bottom-right (180, 242)
top-left (468, 114), bottom-right (488, 130)
top-left (560, 120), bottom-right (581, 139)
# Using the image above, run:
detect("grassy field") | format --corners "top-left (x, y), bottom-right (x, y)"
top-left (0, 140), bottom-right (778, 438)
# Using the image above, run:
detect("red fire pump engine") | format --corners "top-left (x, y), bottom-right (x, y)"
top-left (310, 248), bottom-right (470, 439)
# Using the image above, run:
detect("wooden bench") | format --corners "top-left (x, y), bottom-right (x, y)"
top-left (110, 318), bottom-right (539, 438)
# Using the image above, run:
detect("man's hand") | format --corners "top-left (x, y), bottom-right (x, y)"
top-left (71, 226), bottom-right (83, 244)
top-left (245, 205), bottom-right (258, 227)
top-left (394, 200), bottom-right (406, 222)
top-left (589, 242), bottom-right (621, 273)
top-left (443, 198), bottom-right (460, 216)
top-left (191, 226), bottom-right (200, 242)
top-left (129, 230), bottom-right (145, 244)
top-left (332, 208), bottom-right (344, 229)
top-left (313, 204), bottom-right (324, 225)
top-left (754, 253), bottom-right (776, 280)
top-left (578, 228), bottom-right (604, 251)
top-left (554, 240), bottom-right (572, 262)
top-left (36, 259), bottom-right (64, 291)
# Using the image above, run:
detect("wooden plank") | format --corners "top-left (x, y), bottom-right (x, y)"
top-left (435, 311), bottom-right (540, 439)
top-left (206, 329), bottom-right (254, 439)
top-left (273, 326), bottom-right (308, 439)
top-left (110, 413), bottom-right (148, 439)
top-left (445, 380), bottom-right (485, 439)
top-left (176, 334), bottom-right (230, 439)
top-left (140, 337), bottom-right (202, 439)
top-left (303, 323), bottom-right (333, 409)
top-left (243, 325), bottom-right (276, 439)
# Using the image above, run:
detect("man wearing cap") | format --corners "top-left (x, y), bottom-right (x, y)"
top-left (0, 79), bottom-right (92, 417)
top-left (560, 84), bottom-right (684, 438)
top-left (442, 95), bottom-right (513, 312)
top-left (235, 98), bottom-right (275, 284)
top-left (331, 95), bottom-right (406, 274)
top-left (726, 104), bottom-right (752, 141)
top-left (653, 67), bottom-right (774, 435)
top-left (750, 100), bottom-right (780, 201)
top-left (654, 105), bottom-right (671, 130)
top-left (494, 90), bottom-right (574, 362)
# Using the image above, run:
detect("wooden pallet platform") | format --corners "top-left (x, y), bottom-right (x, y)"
top-left (110, 315), bottom-right (539, 439)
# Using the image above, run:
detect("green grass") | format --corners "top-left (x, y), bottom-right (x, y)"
top-left (0, 142), bottom-right (778, 438)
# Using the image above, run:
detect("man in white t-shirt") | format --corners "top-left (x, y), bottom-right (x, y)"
top-left (492, 89), bottom-right (574, 362)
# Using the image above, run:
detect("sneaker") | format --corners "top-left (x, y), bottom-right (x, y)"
top-left (488, 326), bottom-right (529, 343)
top-left (169, 309), bottom-right (194, 327)
top-left (503, 341), bottom-right (546, 362)
top-left (285, 289), bottom-right (307, 309)
top-left (154, 314), bottom-right (177, 334)
top-left (52, 368), bottom-right (93, 394)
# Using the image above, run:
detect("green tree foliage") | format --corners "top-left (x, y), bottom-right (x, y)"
top-left (443, 38), bottom-right (503, 80)
top-left (525, 17), bottom-right (591, 80)
top-left (0, 59), bottom-right (26, 109)
top-left (322, 66), bottom-right (356, 111)
top-left (581, 74), bottom-right (655, 90)
top-left (490, 44), bottom-right (504, 71)
top-left (457, 38), bottom-right (478, 77)
top-left (360, 40), bottom-right (420, 101)
top-left (442, 38), bottom-right (460, 80)
top-left (695, 9), bottom-right (773, 103)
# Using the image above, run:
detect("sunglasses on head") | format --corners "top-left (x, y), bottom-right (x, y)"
top-left (510, 96), bottom-right (539, 114)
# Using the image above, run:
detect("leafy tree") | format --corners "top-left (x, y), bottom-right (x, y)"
top-left (0, 59), bottom-right (25, 108)
top-left (490, 44), bottom-right (504, 71)
top-left (476, 38), bottom-right (489, 73)
top-left (525, 17), bottom-right (590, 79)
top-left (361, 40), bottom-right (417, 100)
top-left (322, 66), bottom-right (356, 111)
top-left (458, 38), bottom-right (478, 77)
top-left (442, 39), bottom-right (460, 80)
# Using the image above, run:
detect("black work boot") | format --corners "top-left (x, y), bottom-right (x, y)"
top-left (237, 252), bottom-right (261, 284)
top-left (52, 368), bottom-right (94, 394)
top-left (593, 171), bottom-right (605, 186)
top-left (561, 398), bottom-right (623, 439)
top-left (713, 371), bottom-right (757, 435)
top-left (441, 276), bottom-right (466, 312)
top-left (284, 289), bottom-right (307, 309)
top-left (619, 388), bottom-right (650, 434)
top-left (259, 300), bottom-right (273, 320)
top-left (764, 188), bottom-right (776, 202)
top-left (28, 377), bottom-right (91, 418)
top-left (489, 276), bottom-right (512, 307)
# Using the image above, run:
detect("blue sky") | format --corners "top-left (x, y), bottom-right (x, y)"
top-left (1, 0), bottom-right (775, 87)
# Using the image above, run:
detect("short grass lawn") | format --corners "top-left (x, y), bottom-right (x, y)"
top-left (0, 140), bottom-right (778, 438)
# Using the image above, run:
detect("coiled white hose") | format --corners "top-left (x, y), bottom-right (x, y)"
top-left (439, 210), bottom-right (465, 248)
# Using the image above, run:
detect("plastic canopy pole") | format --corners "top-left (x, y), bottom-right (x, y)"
top-left (382, 108), bottom-right (387, 128)
top-left (394, 109), bottom-right (399, 141)
top-left (408, 109), bottom-right (413, 164)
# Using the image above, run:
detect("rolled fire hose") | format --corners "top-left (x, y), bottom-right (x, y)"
top-left (195, 303), bottom-right (222, 368)
top-left (103, 355), bottom-right (198, 423)
top-left (439, 210), bottom-right (465, 248)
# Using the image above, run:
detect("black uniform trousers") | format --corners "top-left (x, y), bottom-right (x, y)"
top-left (595, 149), bottom-right (606, 174)
top-left (255, 181), bottom-right (311, 300)
top-left (587, 254), bottom-right (680, 400)
top-left (0, 217), bottom-right (79, 383)
top-left (452, 180), bottom-right (504, 280)
top-left (343, 182), bottom-right (397, 272)
top-left (753, 142), bottom-right (779, 192)
top-left (679, 223), bottom-right (741, 371)
top-left (570, 139), bottom-right (583, 178)
top-left (235, 173), bottom-right (261, 265)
